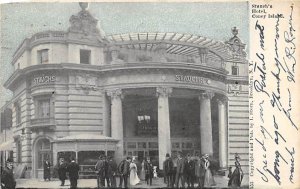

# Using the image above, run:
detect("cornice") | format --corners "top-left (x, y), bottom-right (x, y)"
top-left (4, 62), bottom-right (233, 91)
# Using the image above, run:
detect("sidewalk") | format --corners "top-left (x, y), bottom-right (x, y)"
top-left (16, 176), bottom-right (247, 188)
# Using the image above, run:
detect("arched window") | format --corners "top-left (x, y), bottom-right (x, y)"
top-left (37, 138), bottom-right (51, 169)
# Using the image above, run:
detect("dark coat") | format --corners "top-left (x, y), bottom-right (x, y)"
top-left (118, 160), bottom-right (130, 176)
top-left (1, 167), bottom-right (16, 189)
top-left (163, 158), bottom-right (173, 175)
top-left (195, 159), bottom-right (206, 178)
top-left (58, 162), bottom-right (67, 180)
top-left (67, 161), bottom-right (80, 180)
top-left (184, 159), bottom-right (195, 175)
top-left (144, 161), bottom-right (153, 177)
top-left (176, 158), bottom-right (185, 174)
top-left (95, 159), bottom-right (105, 177)
top-left (43, 161), bottom-right (51, 179)
top-left (107, 159), bottom-right (118, 176)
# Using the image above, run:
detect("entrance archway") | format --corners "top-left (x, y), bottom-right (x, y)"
top-left (34, 138), bottom-right (52, 178)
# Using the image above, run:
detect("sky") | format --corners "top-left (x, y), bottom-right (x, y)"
top-left (0, 2), bottom-right (249, 107)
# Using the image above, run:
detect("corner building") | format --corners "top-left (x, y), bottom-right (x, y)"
top-left (3, 4), bottom-right (249, 181)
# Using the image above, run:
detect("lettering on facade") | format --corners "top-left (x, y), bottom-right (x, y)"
top-left (175, 75), bottom-right (210, 85)
top-left (33, 75), bottom-right (56, 85)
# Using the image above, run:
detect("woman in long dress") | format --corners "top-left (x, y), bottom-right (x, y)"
top-left (203, 154), bottom-right (216, 187)
top-left (129, 157), bottom-right (140, 186)
top-left (228, 153), bottom-right (243, 187)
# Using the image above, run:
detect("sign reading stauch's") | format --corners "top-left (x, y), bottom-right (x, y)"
top-left (175, 75), bottom-right (210, 85)
top-left (0, 2), bottom-right (251, 188)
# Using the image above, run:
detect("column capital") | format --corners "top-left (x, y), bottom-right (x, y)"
top-left (217, 96), bottom-right (228, 105)
top-left (106, 88), bottom-right (123, 100)
top-left (156, 87), bottom-right (172, 98)
top-left (199, 90), bottom-right (214, 100)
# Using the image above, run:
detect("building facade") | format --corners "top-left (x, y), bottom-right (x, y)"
top-left (2, 3), bottom-right (249, 182)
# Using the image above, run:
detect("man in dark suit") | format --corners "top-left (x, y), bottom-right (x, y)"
top-left (95, 155), bottom-right (105, 188)
top-left (195, 154), bottom-right (206, 188)
top-left (118, 157), bottom-right (131, 188)
top-left (185, 154), bottom-right (195, 188)
top-left (1, 158), bottom-right (16, 189)
top-left (144, 157), bottom-right (154, 186)
top-left (163, 153), bottom-right (173, 188)
top-left (67, 157), bottom-right (80, 189)
top-left (107, 156), bottom-right (118, 188)
top-left (58, 158), bottom-right (67, 186)
top-left (175, 152), bottom-right (185, 188)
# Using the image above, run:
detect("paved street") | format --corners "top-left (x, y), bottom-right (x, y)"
top-left (16, 175), bottom-right (248, 188)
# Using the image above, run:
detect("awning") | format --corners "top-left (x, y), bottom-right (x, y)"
top-left (0, 140), bottom-right (13, 151)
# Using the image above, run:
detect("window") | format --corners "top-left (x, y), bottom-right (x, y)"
top-left (15, 102), bottom-right (21, 125)
top-left (80, 49), bottom-right (91, 64)
top-left (232, 66), bottom-right (239, 75)
top-left (38, 49), bottom-right (49, 64)
top-left (36, 99), bottom-right (50, 118)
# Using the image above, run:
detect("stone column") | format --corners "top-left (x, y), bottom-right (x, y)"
top-left (217, 96), bottom-right (228, 168)
top-left (156, 87), bottom-right (172, 169)
top-left (199, 91), bottom-right (214, 156)
top-left (107, 89), bottom-right (124, 164)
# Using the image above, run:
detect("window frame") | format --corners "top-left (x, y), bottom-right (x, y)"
top-left (231, 65), bottom-right (239, 76)
top-left (80, 49), bottom-right (91, 64)
top-left (33, 94), bottom-right (53, 119)
top-left (37, 49), bottom-right (49, 64)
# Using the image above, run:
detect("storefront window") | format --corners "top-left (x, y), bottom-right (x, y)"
top-left (78, 151), bottom-right (104, 165)
top-left (57, 151), bottom-right (75, 164)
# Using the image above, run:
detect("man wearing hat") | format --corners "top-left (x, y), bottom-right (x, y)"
top-left (95, 155), bottom-right (105, 188)
top-left (163, 153), bottom-right (173, 188)
top-left (1, 158), bottom-right (16, 189)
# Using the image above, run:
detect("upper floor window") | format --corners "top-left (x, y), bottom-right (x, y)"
top-left (38, 49), bottom-right (49, 64)
top-left (80, 49), bottom-right (91, 64)
top-left (15, 102), bottom-right (21, 125)
top-left (232, 66), bottom-right (239, 76)
top-left (36, 99), bottom-right (50, 118)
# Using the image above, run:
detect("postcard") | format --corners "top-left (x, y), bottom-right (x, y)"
top-left (0, 1), bottom-right (299, 189)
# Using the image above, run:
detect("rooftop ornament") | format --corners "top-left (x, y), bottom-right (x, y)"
top-left (225, 27), bottom-right (246, 58)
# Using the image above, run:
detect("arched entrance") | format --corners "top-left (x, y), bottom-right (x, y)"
top-left (34, 138), bottom-right (52, 178)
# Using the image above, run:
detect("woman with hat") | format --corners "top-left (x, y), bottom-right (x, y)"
top-left (203, 154), bottom-right (216, 187)
top-left (228, 153), bottom-right (243, 187)
top-left (1, 158), bottom-right (16, 189)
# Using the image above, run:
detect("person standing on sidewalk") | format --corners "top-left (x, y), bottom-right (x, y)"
top-left (95, 155), bottom-right (105, 188)
top-left (107, 156), bottom-right (117, 188)
top-left (175, 152), bottom-right (185, 188)
top-left (43, 158), bottom-right (51, 181)
top-left (58, 158), bottom-right (68, 186)
top-left (1, 158), bottom-right (16, 189)
top-left (67, 157), bottom-right (80, 189)
top-left (144, 157), bottom-right (153, 186)
top-left (118, 157), bottom-right (131, 188)
top-left (163, 153), bottom-right (173, 188)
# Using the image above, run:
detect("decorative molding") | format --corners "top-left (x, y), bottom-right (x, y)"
top-left (228, 84), bottom-right (242, 96)
top-left (156, 87), bottom-right (172, 98)
top-left (75, 74), bottom-right (98, 94)
top-left (199, 90), bottom-right (214, 100)
top-left (106, 88), bottom-right (123, 100)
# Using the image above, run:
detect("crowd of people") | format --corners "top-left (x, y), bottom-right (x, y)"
top-left (0, 152), bottom-right (243, 189)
